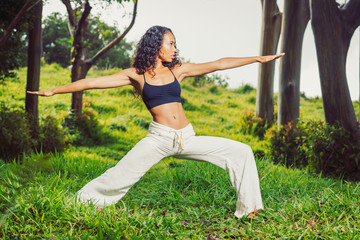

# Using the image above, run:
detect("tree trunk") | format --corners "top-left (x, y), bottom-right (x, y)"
top-left (70, 0), bottom-right (91, 116)
top-left (25, 0), bottom-right (42, 137)
top-left (64, 0), bottom-right (138, 116)
top-left (310, 0), bottom-right (360, 136)
top-left (278, 0), bottom-right (310, 126)
top-left (256, 0), bottom-right (282, 123)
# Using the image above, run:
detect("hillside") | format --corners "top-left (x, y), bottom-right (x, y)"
top-left (0, 65), bottom-right (359, 239)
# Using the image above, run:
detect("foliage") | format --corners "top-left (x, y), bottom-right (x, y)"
top-left (234, 84), bottom-right (255, 94)
top-left (266, 120), bottom-right (360, 181)
top-left (239, 110), bottom-right (271, 139)
top-left (42, 12), bottom-right (134, 69)
top-left (3, 65), bottom-right (360, 238)
top-left (209, 85), bottom-right (221, 95)
top-left (42, 12), bottom-right (72, 68)
top-left (0, 104), bottom-right (33, 162)
top-left (38, 115), bottom-right (68, 154)
top-left (0, 0), bottom-right (29, 80)
top-left (86, 16), bottom-right (134, 69)
top-left (0, 103), bottom-right (70, 162)
top-left (305, 121), bottom-right (360, 181)
top-left (266, 121), bottom-right (308, 169)
top-left (62, 100), bottom-right (115, 146)
top-left (191, 74), bottom-right (229, 88)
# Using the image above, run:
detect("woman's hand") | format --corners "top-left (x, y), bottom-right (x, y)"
top-left (257, 53), bottom-right (285, 63)
top-left (27, 90), bottom-right (54, 97)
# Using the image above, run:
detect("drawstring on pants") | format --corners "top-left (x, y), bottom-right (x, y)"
top-left (169, 130), bottom-right (184, 152)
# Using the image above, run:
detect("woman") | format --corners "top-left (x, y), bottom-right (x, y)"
top-left (28, 26), bottom-right (284, 218)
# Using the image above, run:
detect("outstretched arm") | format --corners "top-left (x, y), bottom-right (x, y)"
top-left (177, 53), bottom-right (284, 81)
top-left (27, 68), bottom-right (135, 96)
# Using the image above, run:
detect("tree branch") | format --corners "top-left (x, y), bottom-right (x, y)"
top-left (72, 0), bottom-right (91, 58)
top-left (61, 0), bottom-right (76, 27)
top-left (0, 0), bottom-right (40, 47)
top-left (87, 0), bottom-right (138, 67)
top-left (341, 0), bottom-right (360, 34)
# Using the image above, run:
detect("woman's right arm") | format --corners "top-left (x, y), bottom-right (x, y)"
top-left (27, 68), bottom-right (135, 96)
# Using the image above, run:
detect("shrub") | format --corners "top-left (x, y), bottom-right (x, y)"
top-left (209, 85), bottom-right (221, 95)
top-left (305, 121), bottom-right (360, 181)
top-left (266, 120), bottom-right (360, 181)
top-left (0, 104), bottom-right (33, 161)
top-left (190, 74), bottom-right (228, 88)
top-left (266, 121), bottom-right (308, 168)
top-left (38, 115), bottom-right (68, 154)
top-left (62, 101), bottom-right (113, 146)
top-left (234, 84), bottom-right (255, 94)
top-left (239, 110), bottom-right (271, 139)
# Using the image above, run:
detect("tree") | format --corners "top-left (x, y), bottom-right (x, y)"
top-left (0, 0), bottom-right (35, 47)
top-left (277, 0), bottom-right (310, 126)
top-left (42, 12), bottom-right (72, 67)
top-left (61, 0), bottom-right (138, 116)
top-left (256, 0), bottom-right (282, 123)
top-left (310, 0), bottom-right (360, 136)
top-left (86, 17), bottom-right (134, 69)
top-left (42, 13), bottom-right (134, 69)
top-left (25, 0), bottom-right (42, 137)
top-left (0, 0), bottom-right (31, 80)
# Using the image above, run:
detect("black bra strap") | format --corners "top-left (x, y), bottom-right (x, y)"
top-left (169, 68), bottom-right (177, 79)
top-left (143, 74), bottom-right (147, 83)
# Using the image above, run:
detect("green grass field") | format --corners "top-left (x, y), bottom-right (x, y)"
top-left (1, 64), bottom-right (359, 239)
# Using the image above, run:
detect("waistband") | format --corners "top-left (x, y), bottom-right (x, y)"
top-left (149, 121), bottom-right (194, 134)
top-left (148, 121), bottom-right (195, 152)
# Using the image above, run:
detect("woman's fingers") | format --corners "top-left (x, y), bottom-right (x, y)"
top-left (259, 53), bottom-right (285, 63)
top-left (26, 90), bottom-right (53, 96)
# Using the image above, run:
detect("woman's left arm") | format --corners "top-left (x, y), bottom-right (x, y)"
top-left (177, 53), bottom-right (284, 81)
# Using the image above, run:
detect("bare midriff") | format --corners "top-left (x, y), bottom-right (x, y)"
top-left (149, 102), bottom-right (189, 130)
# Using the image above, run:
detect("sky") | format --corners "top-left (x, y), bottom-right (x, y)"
top-left (43, 0), bottom-right (359, 100)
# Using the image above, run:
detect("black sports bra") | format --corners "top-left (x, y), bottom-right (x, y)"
top-left (142, 69), bottom-right (182, 110)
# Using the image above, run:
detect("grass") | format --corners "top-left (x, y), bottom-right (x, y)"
top-left (1, 64), bottom-right (359, 239)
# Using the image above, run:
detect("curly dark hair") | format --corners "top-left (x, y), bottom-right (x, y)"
top-left (132, 26), bottom-right (181, 75)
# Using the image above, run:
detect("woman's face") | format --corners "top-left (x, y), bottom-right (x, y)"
top-left (158, 31), bottom-right (177, 62)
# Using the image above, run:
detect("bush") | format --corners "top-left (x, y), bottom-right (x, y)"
top-left (209, 85), bottom-right (221, 95)
top-left (0, 104), bottom-right (33, 161)
top-left (62, 101), bottom-right (113, 146)
top-left (239, 110), bottom-right (271, 139)
top-left (305, 121), bottom-right (360, 181)
top-left (266, 121), bottom-right (308, 169)
top-left (190, 74), bottom-right (228, 88)
top-left (38, 115), bottom-right (68, 154)
top-left (266, 120), bottom-right (360, 181)
top-left (234, 84), bottom-right (255, 94)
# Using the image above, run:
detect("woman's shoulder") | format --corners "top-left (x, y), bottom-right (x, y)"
top-left (121, 68), bottom-right (143, 81)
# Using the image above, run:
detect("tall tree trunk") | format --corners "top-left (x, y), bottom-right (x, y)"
top-left (70, 0), bottom-right (91, 116)
top-left (310, 0), bottom-right (360, 136)
top-left (25, 0), bottom-right (42, 137)
top-left (278, 0), bottom-right (310, 126)
top-left (256, 0), bottom-right (282, 123)
top-left (63, 0), bottom-right (138, 116)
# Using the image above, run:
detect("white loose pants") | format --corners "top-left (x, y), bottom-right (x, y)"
top-left (77, 121), bottom-right (264, 218)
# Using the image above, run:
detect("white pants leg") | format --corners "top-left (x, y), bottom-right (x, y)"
top-left (177, 135), bottom-right (263, 218)
top-left (77, 121), bottom-right (263, 218)
top-left (77, 134), bottom-right (168, 207)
